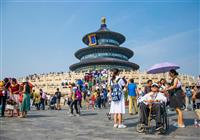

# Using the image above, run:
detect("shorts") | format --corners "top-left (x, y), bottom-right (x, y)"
top-left (195, 109), bottom-right (200, 119)
top-left (6, 104), bottom-right (14, 110)
top-left (12, 94), bottom-right (19, 109)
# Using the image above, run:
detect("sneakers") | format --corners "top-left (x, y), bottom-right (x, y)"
top-left (179, 125), bottom-right (185, 128)
top-left (155, 126), bottom-right (163, 131)
top-left (173, 123), bottom-right (178, 127)
top-left (113, 124), bottom-right (127, 129)
top-left (173, 123), bottom-right (185, 128)
top-left (118, 124), bottom-right (127, 129)
top-left (69, 114), bottom-right (74, 117)
top-left (113, 124), bottom-right (118, 128)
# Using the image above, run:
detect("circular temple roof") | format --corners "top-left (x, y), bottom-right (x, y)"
top-left (69, 58), bottom-right (139, 71)
top-left (82, 31), bottom-right (125, 46)
top-left (75, 45), bottom-right (134, 60)
top-left (82, 17), bottom-right (125, 45)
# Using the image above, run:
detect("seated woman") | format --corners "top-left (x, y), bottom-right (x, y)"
top-left (138, 83), bottom-right (167, 131)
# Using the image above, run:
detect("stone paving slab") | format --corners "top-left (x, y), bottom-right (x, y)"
top-left (0, 108), bottom-right (199, 140)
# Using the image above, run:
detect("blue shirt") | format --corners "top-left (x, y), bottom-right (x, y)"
top-left (128, 83), bottom-right (137, 96)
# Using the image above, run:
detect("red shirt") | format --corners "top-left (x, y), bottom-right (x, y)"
top-left (10, 84), bottom-right (20, 94)
top-left (0, 90), bottom-right (2, 96)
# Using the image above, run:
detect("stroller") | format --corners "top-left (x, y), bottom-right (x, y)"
top-left (49, 95), bottom-right (57, 110)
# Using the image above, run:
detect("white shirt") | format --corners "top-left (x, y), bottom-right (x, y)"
top-left (139, 92), bottom-right (167, 105)
top-left (110, 76), bottom-right (125, 89)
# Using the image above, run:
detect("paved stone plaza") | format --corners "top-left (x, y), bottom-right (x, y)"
top-left (0, 108), bottom-right (200, 140)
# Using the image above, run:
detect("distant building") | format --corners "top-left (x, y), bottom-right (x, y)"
top-left (69, 17), bottom-right (139, 72)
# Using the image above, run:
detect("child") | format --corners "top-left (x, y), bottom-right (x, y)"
top-left (34, 93), bottom-right (40, 110)
top-left (6, 94), bottom-right (16, 117)
top-left (85, 91), bottom-right (90, 110)
top-left (91, 93), bottom-right (96, 111)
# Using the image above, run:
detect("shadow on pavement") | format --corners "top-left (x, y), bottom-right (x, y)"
top-left (81, 113), bottom-right (98, 116)
top-left (27, 114), bottom-right (55, 118)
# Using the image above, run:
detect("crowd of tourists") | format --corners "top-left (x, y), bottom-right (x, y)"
top-left (0, 77), bottom-right (32, 118)
top-left (0, 69), bottom-right (200, 130)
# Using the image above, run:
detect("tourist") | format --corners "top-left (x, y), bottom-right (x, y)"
top-left (101, 88), bottom-right (108, 108)
top-left (49, 94), bottom-right (57, 110)
top-left (46, 93), bottom-right (51, 108)
top-left (138, 83), bottom-right (167, 130)
top-left (0, 80), bottom-right (8, 117)
top-left (137, 85), bottom-right (144, 97)
top-left (192, 86), bottom-right (200, 127)
top-left (34, 93), bottom-right (40, 110)
top-left (9, 78), bottom-right (20, 116)
top-left (197, 75), bottom-right (200, 86)
top-left (31, 89), bottom-right (36, 106)
top-left (39, 89), bottom-right (46, 110)
top-left (144, 79), bottom-right (153, 95)
top-left (165, 69), bottom-right (185, 128)
top-left (0, 81), bottom-right (5, 117)
top-left (18, 84), bottom-right (24, 114)
top-left (85, 91), bottom-right (91, 110)
top-left (69, 86), bottom-right (79, 116)
top-left (110, 68), bottom-right (127, 128)
top-left (20, 78), bottom-right (32, 118)
top-left (67, 85), bottom-right (73, 113)
top-left (4, 78), bottom-right (12, 117)
top-left (127, 78), bottom-right (138, 115)
top-left (159, 78), bottom-right (167, 91)
top-left (55, 88), bottom-right (62, 110)
top-left (75, 86), bottom-right (82, 115)
top-left (185, 86), bottom-right (192, 111)
top-left (96, 89), bottom-right (101, 109)
top-left (91, 92), bottom-right (96, 110)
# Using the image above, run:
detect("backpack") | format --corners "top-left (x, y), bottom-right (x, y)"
top-left (111, 79), bottom-right (122, 102)
top-left (75, 89), bottom-right (82, 101)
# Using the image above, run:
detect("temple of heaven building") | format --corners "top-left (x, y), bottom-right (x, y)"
top-left (69, 17), bottom-right (139, 72)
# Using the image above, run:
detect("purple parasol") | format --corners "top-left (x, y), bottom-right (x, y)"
top-left (147, 62), bottom-right (180, 74)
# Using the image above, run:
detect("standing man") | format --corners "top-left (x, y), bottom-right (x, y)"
top-left (55, 88), bottom-right (62, 110)
top-left (144, 80), bottom-right (153, 95)
top-left (128, 79), bottom-right (138, 115)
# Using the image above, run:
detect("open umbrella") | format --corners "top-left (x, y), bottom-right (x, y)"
top-left (147, 62), bottom-right (180, 74)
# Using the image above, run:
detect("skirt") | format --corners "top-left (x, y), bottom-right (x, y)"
top-left (110, 94), bottom-right (125, 114)
top-left (169, 89), bottom-right (184, 109)
top-left (20, 93), bottom-right (30, 112)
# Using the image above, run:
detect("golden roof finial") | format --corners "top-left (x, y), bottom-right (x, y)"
top-left (101, 17), bottom-right (106, 25)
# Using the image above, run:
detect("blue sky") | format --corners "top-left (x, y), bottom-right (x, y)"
top-left (0, 0), bottom-right (199, 78)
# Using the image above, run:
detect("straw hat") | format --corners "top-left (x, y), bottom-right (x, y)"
top-left (0, 81), bottom-right (4, 87)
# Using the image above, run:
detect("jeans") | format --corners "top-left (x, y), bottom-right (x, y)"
top-left (96, 97), bottom-right (101, 109)
top-left (185, 96), bottom-right (192, 110)
top-left (70, 100), bottom-right (79, 115)
top-left (40, 99), bottom-right (45, 110)
top-left (0, 95), bottom-right (7, 117)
